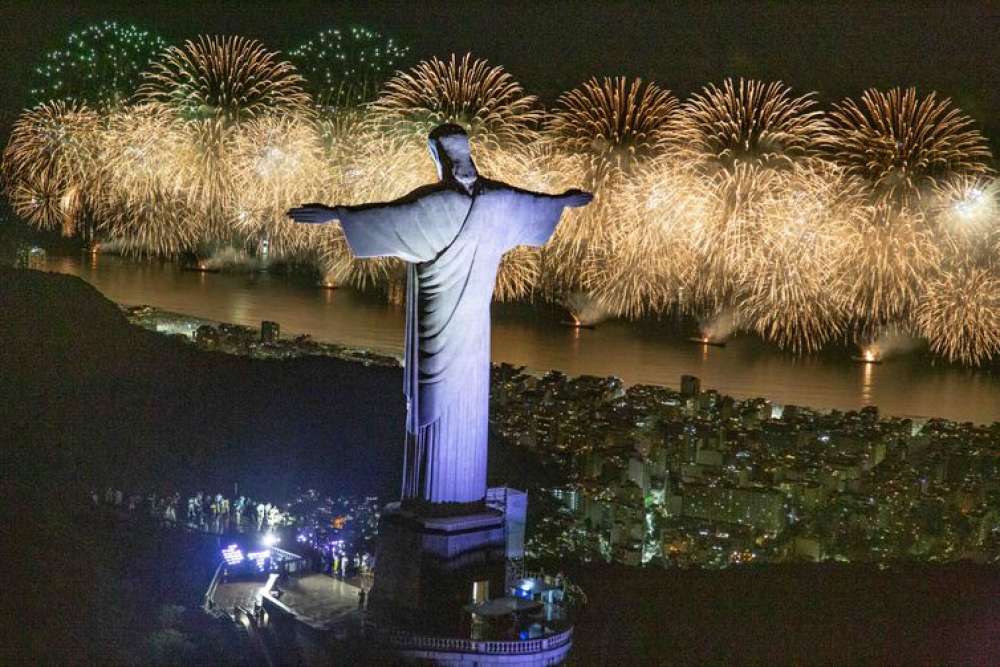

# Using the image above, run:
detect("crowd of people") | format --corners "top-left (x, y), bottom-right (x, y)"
top-left (89, 486), bottom-right (287, 535)
top-left (88, 484), bottom-right (383, 590)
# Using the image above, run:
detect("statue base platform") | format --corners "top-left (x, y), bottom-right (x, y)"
top-left (368, 501), bottom-right (507, 630)
top-left (365, 499), bottom-right (573, 664)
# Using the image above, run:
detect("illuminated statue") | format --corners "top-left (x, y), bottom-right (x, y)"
top-left (289, 124), bottom-right (592, 504)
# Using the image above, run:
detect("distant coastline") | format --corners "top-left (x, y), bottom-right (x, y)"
top-left (124, 301), bottom-right (960, 427)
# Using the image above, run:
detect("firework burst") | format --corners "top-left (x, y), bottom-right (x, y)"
top-left (927, 175), bottom-right (1000, 261)
top-left (547, 76), bottom-right (679, 186)
top-left (136, 36), bottom-right (313, 249)
top-left (93, 104), bottom-right (198, 255)
top-left (368, 53), bottom-right (541, 150)
top-left (2, 100), bottom-right (101, 186)
top-left (734, 165), bottom-right (854, 352)
top-left (97, 187), bottom-right (201, 257)
top-left (695, 164), bottom-right (778, 302)
top-left (29, 21), bottom-right (168, 109)
top-left (289, 26), bottom-right (410, 110)
top-left (96, 103), bottom-right (177, 191)
top-left (666, 80), bottom-right (837, 344)
top-left (586, 157), bottom-right (710, 318)
top-left (834, 201), bottom-right (942, 334)
top-left (824, 87), bottom-right (993, 205)
top-left (7, 167), bottom-right (75, 231)
top-left (915, 263), bottom-right (1000, 365)
top-left (673, 78), bottom-right (826, 172)
top-left (2, 100), bottom-right (102, 234)
top-left (138, 35), bottom-right (312, 125)
top-left (6, 39), bottom-right (1000, 366)
top-left (543, 77), bottom-right (678, 294)
top-left (229, 114), bottom-right (329, 257)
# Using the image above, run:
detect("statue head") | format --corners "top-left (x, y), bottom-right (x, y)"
top-left (428, 124), bottom-right (478, 193)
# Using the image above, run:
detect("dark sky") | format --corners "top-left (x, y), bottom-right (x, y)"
top-left (1, 0), bottom-right (998, 147)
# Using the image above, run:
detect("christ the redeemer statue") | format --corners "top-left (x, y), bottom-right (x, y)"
top-left (288, 123), bottom-right (592, 505)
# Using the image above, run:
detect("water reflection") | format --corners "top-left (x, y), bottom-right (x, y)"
top-left (861, 359), bottom-right (875, 406)
top-left (44, 253), bottom-right (1000, 425)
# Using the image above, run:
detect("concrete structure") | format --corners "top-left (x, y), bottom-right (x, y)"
top-left (369, 503), bottom-right (508, 626)
top-left (290, 124), bottom-right (591, 505)
top-left (290, 124), bottom-right (591, 664)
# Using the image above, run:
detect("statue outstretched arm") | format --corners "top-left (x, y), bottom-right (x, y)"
top-left (286, 203), bottom-right (341, 225)
top-left (503, 185), bottom-right (593, 248)
top-left (505, 185), bottom-right (592, 208)
top-left (552, 188), bottom-right (594, 208)
top-left (288, 186), bottom-right (462, 261)
top-left (286, 194), bottom-right (425, 227)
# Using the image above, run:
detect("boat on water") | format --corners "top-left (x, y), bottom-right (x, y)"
top-left (560, 320), bottom-right (597, 330)
top-left (688, 336), bottom-right (727, 348)
top-left (851, 354), bottom-right (883, 365)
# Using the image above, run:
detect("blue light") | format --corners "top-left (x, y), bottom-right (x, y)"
top-left (247, 550), bottom-right (272, 571)
top-left (222, 544), bottom-right (244, 565)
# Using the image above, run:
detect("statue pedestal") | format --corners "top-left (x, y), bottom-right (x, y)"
top-left (365, 498), bottom-right (574, 665)
top-left (369, 502), bottom-right (507, 631)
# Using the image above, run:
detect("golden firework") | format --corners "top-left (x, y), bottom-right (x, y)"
top-left (369, 53), bottom-right (541, 150)
top-left (4, 43), bottom-right (1000, 365)
top-left (137, 35), bottom-right (312, 125)
top-left (136, 36), bottom-right (313, 250)
top-left (8, 166), bottom-right (74, 231)
top-left (915, 263), bottom-right (1000, 365)
top-left (547, 76), bottom-right (679, 185)
top-left (834, 201), bottom-right (942, 333)
top-left (927, 175), bottom-right (1000, 261)
top-left (673, 78), bottom-right (826, 172)
top-left (735, 165), bottom-right (854, 352)
top-left (586, 157), bottom-right (709, 318)
top-left (824, 87), bottom-right (993, 205)
top-left (229, 113), bottom-right (329, 257)
top-left (2, 101), bottom-right (101, 234)
top-left (93, 104), bottom-right (199, 255)
top-left (543, 77), bottom-right (678, 294)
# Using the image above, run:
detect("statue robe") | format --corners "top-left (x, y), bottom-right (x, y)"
top-left (338, 178), bottom-right (575, 504)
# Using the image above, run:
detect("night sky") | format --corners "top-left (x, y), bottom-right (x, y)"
top-left (0, 1), bottom-right (998, 148)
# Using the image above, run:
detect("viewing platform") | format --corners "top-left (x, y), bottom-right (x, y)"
top-left (367, 624), bottom-right (574, 665)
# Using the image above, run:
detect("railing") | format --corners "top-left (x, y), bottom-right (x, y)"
top-left (371, 625), bottom-right (574, 656)
top-left (203, 560), bottom-right (225, 611)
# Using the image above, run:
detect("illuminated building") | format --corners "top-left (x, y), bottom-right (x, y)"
top-left (260, 320), bottom-right (280, 343)
top-left (680, 374), bottom-right (701, 398)
top-left (15, 245), bottom-right (46, 270)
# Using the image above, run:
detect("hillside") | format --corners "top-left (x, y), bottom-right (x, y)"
top-left (3, 267), bottom-right (998, 665)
